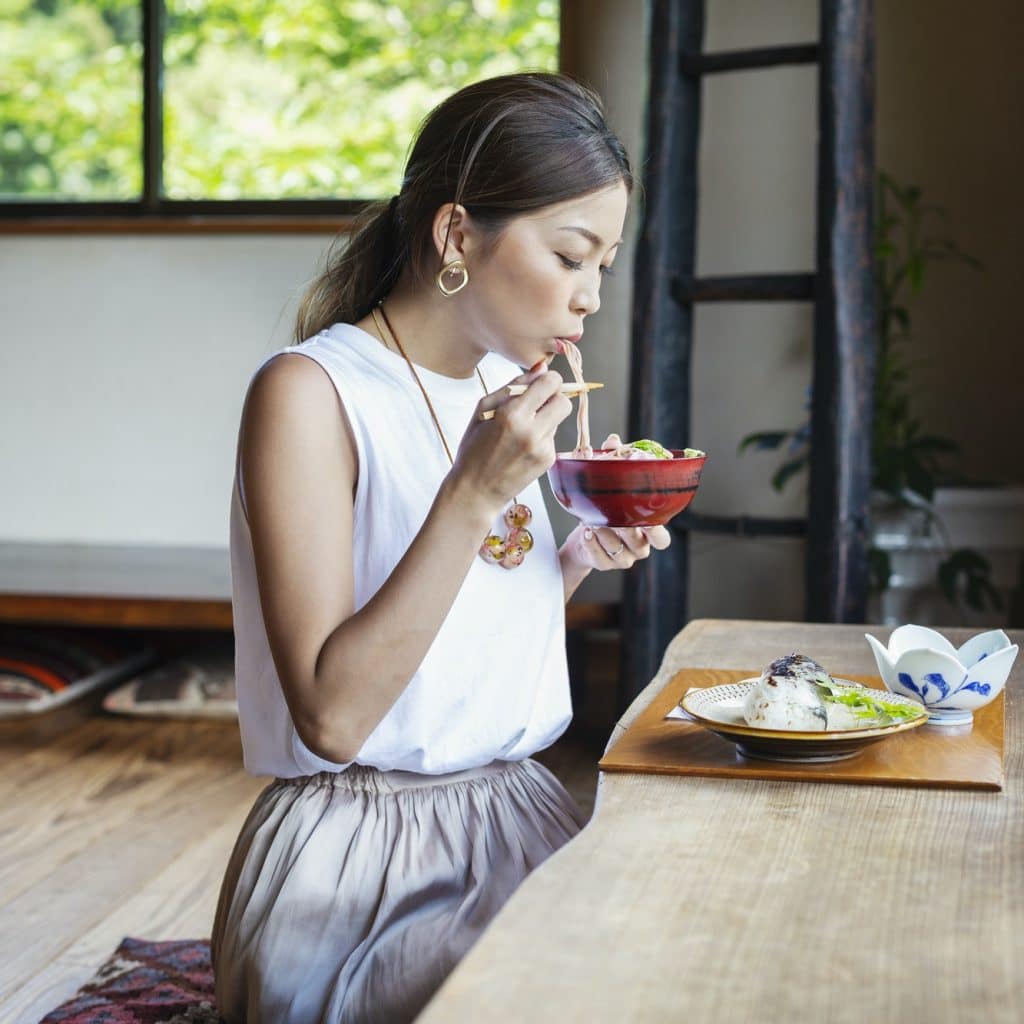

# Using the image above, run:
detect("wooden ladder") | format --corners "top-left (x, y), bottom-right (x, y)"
top-left (621, 0), bottom-right (877, 706)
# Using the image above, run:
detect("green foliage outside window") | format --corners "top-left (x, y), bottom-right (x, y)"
top-left (1, 0), bottom-right (559, 203)
top-left (1, 0), bottom-right (143, 199)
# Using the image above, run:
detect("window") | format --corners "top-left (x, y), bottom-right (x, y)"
top-left (1, 0), bottom-right (560, 219)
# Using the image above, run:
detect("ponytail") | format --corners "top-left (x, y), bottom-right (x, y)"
top-left (293, 195), bottom-right (404, 344)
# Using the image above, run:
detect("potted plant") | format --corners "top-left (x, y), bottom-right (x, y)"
top-left (740, 170), bottom-right (1016, 624)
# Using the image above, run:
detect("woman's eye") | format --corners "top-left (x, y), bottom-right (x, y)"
top-left (558, 254), bottom-right (614, 277)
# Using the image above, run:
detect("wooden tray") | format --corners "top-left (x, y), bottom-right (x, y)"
top-left (599, 667), bottom-right (1005, 790)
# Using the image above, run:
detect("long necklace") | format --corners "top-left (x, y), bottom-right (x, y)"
top-left (372, 304), bottom-right (534, 570)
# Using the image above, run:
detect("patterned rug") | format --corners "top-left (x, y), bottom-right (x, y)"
top-left (40, 938), bottom-right (223, 1024)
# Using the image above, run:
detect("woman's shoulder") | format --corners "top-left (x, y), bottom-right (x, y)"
top-left (239, 349), bottom-right (358, 499)
top-left (240, 331), bottom-right (379, 461)
top-left (244, 350), bottom-right (344, 439)
top-left (247, 324), bottom-right (368, 395)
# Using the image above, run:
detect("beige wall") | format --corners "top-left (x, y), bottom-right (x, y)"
top-left (548, 0), bottom-right (820, 616)
top-left (875, 0), bottom-right (1023, 486)
top-left (0, 0), bottom-right (1016, 623)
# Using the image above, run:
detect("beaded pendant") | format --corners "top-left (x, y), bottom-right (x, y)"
top-left (371, 305), bottom-right (536, 574)
top-left (479, 502), bottom-right (534, 570)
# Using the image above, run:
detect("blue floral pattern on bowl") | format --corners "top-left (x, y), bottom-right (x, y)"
top-left (865, 625), bottom-right (1018, 726)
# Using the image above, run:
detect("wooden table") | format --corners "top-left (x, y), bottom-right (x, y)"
top-left (420, 619), bottom-right (1024, 1023)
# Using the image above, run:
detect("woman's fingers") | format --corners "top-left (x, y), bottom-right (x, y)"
top-left (475, 361), bottom-right (556, 422)
top-left (582, 528), bottom-right (625, 567)
top-left (518, 370), bottom-right (565, 416)
top-left (581, 524), bottom-right (671, 571)
top-left (642, 525), bottom-right (672, 550)
top-left (586, 527), bottom-right (645, 565)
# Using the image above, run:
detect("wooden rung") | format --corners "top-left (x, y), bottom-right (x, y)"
top-left (670, 513), bottom-right (808, 538)
top-left (679, 43), bottom-right (820, 76)
top-left (671, 273), bottom-right (815, 304)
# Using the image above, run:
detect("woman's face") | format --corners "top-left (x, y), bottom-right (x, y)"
top-left (457, 181), bottom-right (629, 369)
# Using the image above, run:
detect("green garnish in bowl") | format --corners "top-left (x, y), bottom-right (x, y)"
top-left (682, 447), bottom-right (705, 458)
top-left (629, 439), bottom-right (673, 459)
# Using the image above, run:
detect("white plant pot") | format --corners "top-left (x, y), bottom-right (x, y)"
top-left (868, 485), bottom-right (1024, 627)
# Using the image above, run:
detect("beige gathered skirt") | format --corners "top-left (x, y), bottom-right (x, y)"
top-left (211, 758), bottom-right (586, 1024)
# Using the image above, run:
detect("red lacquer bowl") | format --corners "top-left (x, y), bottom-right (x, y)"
top-left (547, 450), bottom-right (707, 527)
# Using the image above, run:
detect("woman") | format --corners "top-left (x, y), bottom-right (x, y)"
top-left (212, 71), bottom-right (670, 1023)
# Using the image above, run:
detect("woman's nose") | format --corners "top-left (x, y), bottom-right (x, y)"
top-left (573, 289), bottom-right (600, 317)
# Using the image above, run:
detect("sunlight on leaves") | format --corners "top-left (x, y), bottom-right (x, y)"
top-left (1, 0), bottom-right (559, 201)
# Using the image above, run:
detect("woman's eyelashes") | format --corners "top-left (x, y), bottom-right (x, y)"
top-left (557, 254), bottom-right (615, 276)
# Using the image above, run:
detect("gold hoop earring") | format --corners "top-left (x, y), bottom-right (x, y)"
top-left (436, 259), bottom-right (469, 297)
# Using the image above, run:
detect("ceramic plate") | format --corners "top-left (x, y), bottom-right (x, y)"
top-left (678, 679), bottom-right (929, 762)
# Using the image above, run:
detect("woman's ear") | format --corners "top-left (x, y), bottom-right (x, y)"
top-left (431, 202), bottom-right (472, 263)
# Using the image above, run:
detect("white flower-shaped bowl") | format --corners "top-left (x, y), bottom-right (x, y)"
top-left (865, 625), bottom-right (1018, 726)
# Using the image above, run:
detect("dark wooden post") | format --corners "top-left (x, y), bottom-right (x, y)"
top-left (806, 0), bottom-right (877, 622)
top-left (621, 0), bottom-right (705, 709)
top-left (142, 0), bottom-right (164, 211)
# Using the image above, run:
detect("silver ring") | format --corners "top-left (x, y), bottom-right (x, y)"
top-left (609, 541), bottom-right (626, 557)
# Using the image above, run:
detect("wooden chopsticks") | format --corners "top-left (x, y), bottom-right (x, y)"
top-left (506, 382), bottom-right (603, 397)
top-left (478, 382), bottom-right (603, 420)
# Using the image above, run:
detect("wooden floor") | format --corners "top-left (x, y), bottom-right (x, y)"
top-left (0, 633), bottom-right (620, 1022)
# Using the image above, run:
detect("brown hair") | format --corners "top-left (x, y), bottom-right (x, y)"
top-left (293, 71), bottom-right (633, 343)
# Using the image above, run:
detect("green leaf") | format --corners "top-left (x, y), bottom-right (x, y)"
top-left (888, 306), bottom-right (910, 329)
top-left (903, 453), bottom-right (935, 502)
top-left (910, 435), bottom-right (959, 455)
top-left (771, 456), bottom-right (808, 493)
top-left (937, 549), bottom-right (1004, 613)
top-left (737, 430), bottom-right (790, 454)
top-left (629, 439), bottom-right (672, 459)
top-left (906, 254), bottom-right (925, 291)
top-left (868, 547), bottom-right (891, 593)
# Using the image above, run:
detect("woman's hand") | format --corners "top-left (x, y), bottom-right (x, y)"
top-left (565, 522), bottom-right (672, 573)
top-left (449, 360), bottom-right (573, 520)
top-left (558, 434), bottom-right (671, 595)
top-left (558, 517), bottom-right (670, 603)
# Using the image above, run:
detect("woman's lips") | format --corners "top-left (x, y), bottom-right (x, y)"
top-left (553, 334), bottom-right (582, 354)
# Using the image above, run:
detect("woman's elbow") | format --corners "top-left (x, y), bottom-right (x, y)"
top-left (294, 713), bottom-right (359, 765)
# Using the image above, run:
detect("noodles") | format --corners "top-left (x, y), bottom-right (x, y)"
top-left (557, 339), bottom-right (695, 460)
top-left (559, 338), bottom-right (592, 457)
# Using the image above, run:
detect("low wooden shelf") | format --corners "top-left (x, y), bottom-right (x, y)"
top-left (0, 541), bottom-right (618, 633)
top-left (0, 542), bottom-right (232, 630)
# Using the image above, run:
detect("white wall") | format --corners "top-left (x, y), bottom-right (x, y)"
top-left (1, 234), bottom-right (324, 546)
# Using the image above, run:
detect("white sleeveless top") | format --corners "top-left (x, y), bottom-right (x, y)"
top-left (229, 323), bottom-right (572, 777)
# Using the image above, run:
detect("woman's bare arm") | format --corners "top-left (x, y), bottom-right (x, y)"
top-left (241, 353), bottom-right (566, 763)
top-left (559, 546), bottom-right (592, 603)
